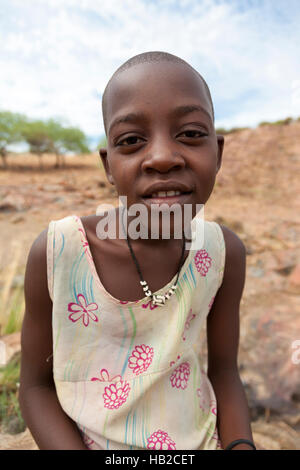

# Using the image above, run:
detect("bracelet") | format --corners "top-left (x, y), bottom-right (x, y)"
top-left (225, 439), bottom-right (256, 450)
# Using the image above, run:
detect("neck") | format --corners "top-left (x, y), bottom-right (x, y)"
top-left (117, 206), bottom-right (186, 249)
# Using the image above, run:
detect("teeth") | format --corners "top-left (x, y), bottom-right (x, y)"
top-left (151, 190), bottom-right (182, 198)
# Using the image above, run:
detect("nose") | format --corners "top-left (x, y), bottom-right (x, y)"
top-left (141, 135), bottom-right (185, 174)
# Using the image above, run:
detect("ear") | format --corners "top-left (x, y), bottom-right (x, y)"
top-left (99, 147), bottom-right (114, 185)
top-left (216, 135), bottom-right (224, 173)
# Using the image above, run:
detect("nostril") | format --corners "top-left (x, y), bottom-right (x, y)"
top-left (173, 164), bottom-right (183, 171)
top-left (142, 152), bottom-right (185, 174)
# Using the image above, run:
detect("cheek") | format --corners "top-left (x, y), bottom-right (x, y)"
top-left (109, 159), bottom-right (137, 194)
top-left (191, 147), bottom-right (218, 196)
top-left (192, 146), bottom-right (218, 176)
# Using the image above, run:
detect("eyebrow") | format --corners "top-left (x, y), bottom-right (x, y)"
top-left (108, 104), bottom-right (213, 134)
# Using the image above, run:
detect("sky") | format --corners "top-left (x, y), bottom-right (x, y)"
top-left (1, 0), bottom-right (300, 146)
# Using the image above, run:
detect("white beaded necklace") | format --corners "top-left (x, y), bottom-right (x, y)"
top-left (121, 209), bottom-right (186, 307)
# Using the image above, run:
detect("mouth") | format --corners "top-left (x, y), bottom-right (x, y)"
top-left (142, 182), bottom-right (192, 199)
top-left (143, 190), bottom-right (192, 202)
top-left (141, 182), bottom-right (193, 206)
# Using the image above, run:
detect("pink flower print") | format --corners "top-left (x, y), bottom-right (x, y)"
top-left (128, 344), bottom-right (154, 375)
top-left (212, 430), bottom-right (222, 449)
top-left (208, 296), bottom-right (215, 311)
top-left (194, 249), bottom-right (212, 276)
top-left (169, 355), bottom-right (181, 367)
top-left (170, 362), bottom-right (190, 389)
top-left (68, 294), bottom-right (99, 327)
top-left (147, 430), bottom-right (176, 450)
top-left (74, 216), bottom-right (94, 265)
top-left (197, 387), bottom-right (210, 412)
top-left (182, 308), bottom-right (196, 341)
top-left (103, 379), bottom-right (130, 409)
top-left (83, 434), bottom-right (94, 448)
top-left (142, 301), bottom-right (158, 310)
top-left (78, 227), bottom-right (89, 249)
top-left (91, 368), bottom-right (122, 383)
top-left (210, 399), bottom-right (217, 416)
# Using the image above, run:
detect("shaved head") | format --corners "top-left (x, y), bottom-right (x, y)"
top-left (101, 51), bottom-right (215, 136)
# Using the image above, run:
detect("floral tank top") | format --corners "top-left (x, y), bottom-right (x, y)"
top-left (47, 214), bottom-right (225, 450)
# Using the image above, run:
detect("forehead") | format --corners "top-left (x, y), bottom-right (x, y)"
top-left (105, 62), bottom-right (213, 133)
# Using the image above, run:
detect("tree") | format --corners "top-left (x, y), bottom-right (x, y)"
top-left (0, 111), bottom-right (27, 168)
top-left (21, 120), bottom-right (54, 169)
top-left (46, 121), bottom-right (90, 167)
top-left (21, 119), bottom-right (90, 168)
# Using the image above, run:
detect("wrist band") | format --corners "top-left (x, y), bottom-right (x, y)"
top-left (225, 439), bottom-right (256, 450)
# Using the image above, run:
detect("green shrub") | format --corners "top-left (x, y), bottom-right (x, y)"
top-left (0, 351), bottom-right (25, 434)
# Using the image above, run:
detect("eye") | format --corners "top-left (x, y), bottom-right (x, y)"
top-left (116, 135), bottom-right (145, 146)
top-left (179, 130), bottom-right (208, 139)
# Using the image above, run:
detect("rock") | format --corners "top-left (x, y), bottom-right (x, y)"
top-left (51, 196), bottom-right (65, 204)
top-left (11, 215), bottom-right (25, 224)
top-left (285, 264), bottom-right (300, 294)
top-left (255, 236), bottom-right (286, 253)
top-left (251, 419), bottom-right (300, 450)
top-left (245, 244), bottom-right (254, 255)
top-left (272, 249), bottom-right (298, 275)
top-left (0, 195), bottom-right (26, 213)
top-left (29, 207), bottom-right (40, 213)
top-left (2, 416), bottom-right (26, 435)
top-left (270, 222), bottom-right (299, 245)
top-left (0, 428), bottom-right (38, 450)
top-left (42, 184), bottom-right (62, 192)
top-left (248, 259), bottom-right (265, 278)
top-left (0, 332), bottom-right (21, 364)
top-left (83, 191), bottom-right (96, 200)
top-left (215, 216), bottom-right (227, 225)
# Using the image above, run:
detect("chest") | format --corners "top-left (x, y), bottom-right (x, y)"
top-left (88, 236), bottom-right (188, 303)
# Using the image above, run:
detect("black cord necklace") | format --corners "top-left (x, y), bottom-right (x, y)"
top-left (121, 207), bottom-right (186, 307)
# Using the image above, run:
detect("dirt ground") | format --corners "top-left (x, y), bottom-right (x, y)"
top-left (0, 122), bottom-right (299, 449)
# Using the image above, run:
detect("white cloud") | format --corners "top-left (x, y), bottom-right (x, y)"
top-left (1, 0), bottom-right (300, 139)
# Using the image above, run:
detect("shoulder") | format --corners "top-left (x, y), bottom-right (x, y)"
top-left (24, 226), bottom-right (51, 304)
top-left (218, 223), bottom-right (246, 258)
top-left (218, 223), bottom-right (246, 288)
top-left (26, 227), bottom-right (48, 264)
top-left (79, 209), bottom-right (119, 238)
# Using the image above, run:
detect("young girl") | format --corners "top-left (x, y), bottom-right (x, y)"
top-left (19, 51), bottom-right (256, 451)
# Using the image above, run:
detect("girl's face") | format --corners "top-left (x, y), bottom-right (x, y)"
top-left (100, 62), bottom-right (223, 223)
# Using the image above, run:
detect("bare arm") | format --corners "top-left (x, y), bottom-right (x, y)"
top-left (19, 228), bottom-right (89, 450)
top-left (207, 225), bottom-right (254, 450)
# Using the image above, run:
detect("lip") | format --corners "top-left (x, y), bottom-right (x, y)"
top-left (141, 180), bottom-right (193, 198)
top-left (141, 192), bottom-right (193, 208)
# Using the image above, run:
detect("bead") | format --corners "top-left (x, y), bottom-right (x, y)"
top-left (145, 291), bottom-right (152, 297)
top-left (152, 294), bottom-right (166, 305)
top-left (155, 295), bottom-right (165, 301)
top-left (140, 280), bottom-right (147, 286)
